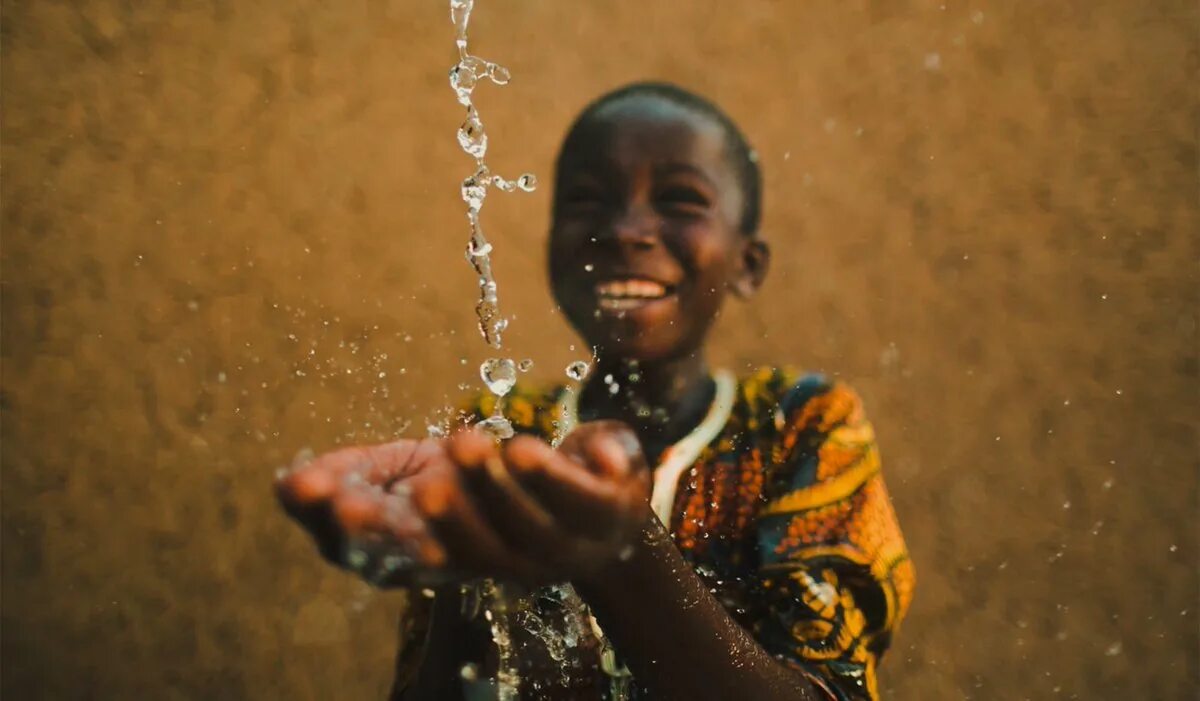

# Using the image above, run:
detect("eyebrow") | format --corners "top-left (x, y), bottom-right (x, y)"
top-left (652, 162), bottom-right (718, 189)
top-left (557, 159), bottom-right (719, 191)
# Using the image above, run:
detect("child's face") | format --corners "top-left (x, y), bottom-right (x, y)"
top-left (548, 100), bottom-right (766, 363)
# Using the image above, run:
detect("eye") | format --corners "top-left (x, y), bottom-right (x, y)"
top-left (656, 186), bottom-right (710, 211)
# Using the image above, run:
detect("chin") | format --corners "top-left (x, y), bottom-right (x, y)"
top-left (582, 329), bottom-right (686, 364)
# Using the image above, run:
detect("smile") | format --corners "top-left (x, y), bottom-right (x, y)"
top-left (594, 278), bottom-right (675, 312)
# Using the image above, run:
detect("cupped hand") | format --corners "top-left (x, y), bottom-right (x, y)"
top-left (274, 421), bottom-right (651, 588)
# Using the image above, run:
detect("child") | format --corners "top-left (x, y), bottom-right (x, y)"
top-left (277, 82), bottom-right (914, 701)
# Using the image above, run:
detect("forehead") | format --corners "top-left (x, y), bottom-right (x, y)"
top-left (559, 98), bottom-right (733, 179)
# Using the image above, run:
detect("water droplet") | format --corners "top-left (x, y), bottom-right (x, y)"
top-left (517, 359), bottom-right (533, 372)
top-left (466, 238), bottom-right (492, 257)
top-left (477, 415), bottom-right (515, 440)
top-left (427, 424), bottom-right (446, 438)
top-left (345, 548), bottom-right (369, 571)
top-left (488, 63), bottom-right (511, 85)
top-left (448, 65), bottom-right (477, 104)
top-left (516, 173), bottom-right (537, 191)
top-left (480, 358), bottom-right (517, 396)
top-left (457, 113), bottom-right (488, 158)
top-left (566, 361), bottom-right (590, 381)
top-left (584, 263), bottom-right (594, 272)
top-left (461, 175), bottom-right (488, 211)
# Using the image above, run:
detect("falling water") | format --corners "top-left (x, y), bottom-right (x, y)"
top-left (449, 0), bottom-right (538, 442)
top-left (445, 4), bottom-right (620, 698)
top-left (447, 2), bottom-right (526, 697)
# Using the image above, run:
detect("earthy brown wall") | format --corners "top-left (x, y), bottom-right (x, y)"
top-left (2, 1), bottom-right (1196, 698)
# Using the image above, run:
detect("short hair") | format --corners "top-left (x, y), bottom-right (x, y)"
top-left (557, 82), bottom-right (762, 236)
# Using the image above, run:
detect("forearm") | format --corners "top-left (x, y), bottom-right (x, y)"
top-left (575, 514), bottom-right (824, 701)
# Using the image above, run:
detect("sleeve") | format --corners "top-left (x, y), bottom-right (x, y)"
top-left (750, 376), bottom-right (915, 701)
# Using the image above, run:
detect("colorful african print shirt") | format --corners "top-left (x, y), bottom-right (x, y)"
top-left (395, 367), bottom-right (914, 701)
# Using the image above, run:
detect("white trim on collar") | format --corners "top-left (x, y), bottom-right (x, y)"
top-left (648, 370), bottom-right (737, 526)
top-left (554, 369), bottom-right (738, 527)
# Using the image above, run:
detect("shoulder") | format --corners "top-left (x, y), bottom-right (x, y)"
top-left (730, 366), bottom-right (869, 441)
top-left (755, 368), bottom-right (877, 505)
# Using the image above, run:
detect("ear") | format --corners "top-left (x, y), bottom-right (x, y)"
top-left (731, 238), bottom-right (770, 299)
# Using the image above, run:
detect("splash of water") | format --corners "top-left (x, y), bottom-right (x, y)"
top-left (449, 0), bottom-right (536, 442)
top-left (446, 5), bottom-right (631, 698)
top-left (449, 0), bottom-right (534, 352)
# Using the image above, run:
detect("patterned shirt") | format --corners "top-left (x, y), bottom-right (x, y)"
top-left (394, 367), bottom-right (914, 701)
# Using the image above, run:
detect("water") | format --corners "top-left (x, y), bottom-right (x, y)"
top-left (565, 360), bottom-right (590, 382)
top-left (444, 4), bottom-right (627, 697)
top-left (448, 0), bottom-right (535, 353)
top-left (480, 357), bottom-right (517, 397)
top-left (449, 0), bottom-right (540, 443)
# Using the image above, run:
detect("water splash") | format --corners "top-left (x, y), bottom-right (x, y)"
top-left (450, 0), bottom-right (537, 443)
top-left (449, 2), bottom-right (529, 692)
top-left (449, 0), bottom-right (535, 351)
top-left (480, 357), bottom-right (517, 397)
top-left (445, 4), bottom-right (630, 697)
top-left (565, 360), bottom-right (590, 382)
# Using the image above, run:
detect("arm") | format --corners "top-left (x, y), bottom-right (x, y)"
top-left (577, 513), bottom-right (827, 701)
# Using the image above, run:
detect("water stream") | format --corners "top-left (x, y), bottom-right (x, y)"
top-left (445, 4), bottom-right (632, 699)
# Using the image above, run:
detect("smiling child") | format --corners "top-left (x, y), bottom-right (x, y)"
top-left (277, 82), bottom-right (914, 701)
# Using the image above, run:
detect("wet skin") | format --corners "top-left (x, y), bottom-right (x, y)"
top-left (276, 96), bottom-right (823, 700)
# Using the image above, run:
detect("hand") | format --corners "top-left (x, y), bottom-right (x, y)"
top-left (274, 439), bottom-right (453, 587)
top-left (274, 421), bottom-right (651, 588)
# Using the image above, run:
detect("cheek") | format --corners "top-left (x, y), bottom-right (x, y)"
top-left (672, 225), bottom-right (740, 293)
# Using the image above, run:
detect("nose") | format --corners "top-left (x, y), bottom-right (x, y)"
top-left (595, 205), bottom-right (658, 250)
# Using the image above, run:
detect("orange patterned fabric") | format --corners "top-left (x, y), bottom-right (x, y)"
top-left (443, 367), bottom-right (914, 700)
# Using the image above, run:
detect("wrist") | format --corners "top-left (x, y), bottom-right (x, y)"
top-left (575, 510), bottom-right (672, 601)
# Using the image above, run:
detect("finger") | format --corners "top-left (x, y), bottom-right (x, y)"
top-left (579, 429), bottom-right (644, 479)
top-left (560, 421), bottom-right (648, 478)
top-left (503, 438), bottom-right (646, 541)
top-left (335, 490), bottom-right (450, 585)
top-left (456, 438), bottom-right (582, 563)
top-left (411, 452), bottom-right (548, 582)
top-left (277, 440), bottom-right (426, 503)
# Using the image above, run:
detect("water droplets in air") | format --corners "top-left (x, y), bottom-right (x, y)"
top-left (448, 1), bottom-right (534, 351)
top-left (457, 114), bottom-right (488, 158)
top-left (565, 360), bottom-right (590, 382)
top-left (480, 358), bottom-right (518, 396)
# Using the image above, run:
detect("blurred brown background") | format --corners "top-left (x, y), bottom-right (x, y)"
top-left (2, 0), bottom-right (1196, 698)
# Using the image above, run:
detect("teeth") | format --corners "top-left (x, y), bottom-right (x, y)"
top-left (595, 279), bottom-right (667, 299)
top-left (597, 297), bottom-right (650, 311)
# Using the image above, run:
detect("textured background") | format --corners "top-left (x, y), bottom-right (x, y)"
top-left (2, 1), bottom-right (1197, 698)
